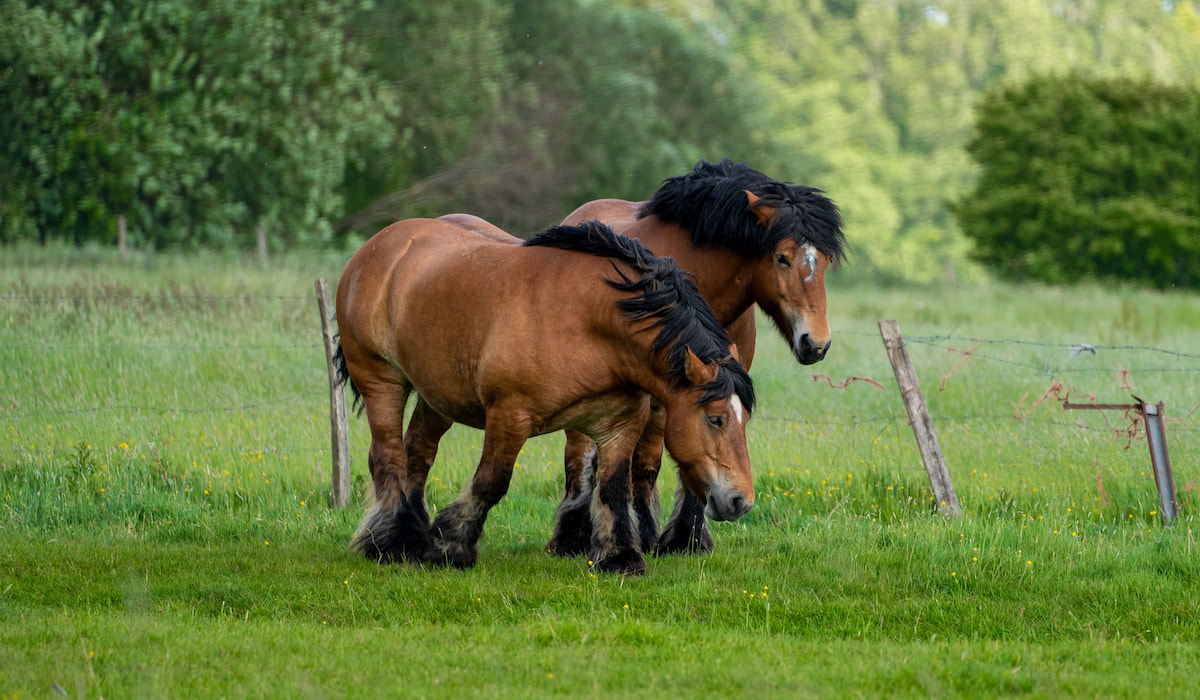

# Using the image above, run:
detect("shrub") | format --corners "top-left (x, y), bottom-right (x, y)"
top-left (953, 74), bottom-right (1200, 289)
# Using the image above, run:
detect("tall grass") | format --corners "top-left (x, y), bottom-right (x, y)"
top-left (2, 242), bottom-right (1198, 697)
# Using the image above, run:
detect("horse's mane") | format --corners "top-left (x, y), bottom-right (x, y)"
top-left (638, 158), bottom-right (847, 263)
top-left (525, 221), bottom-right (755, 413)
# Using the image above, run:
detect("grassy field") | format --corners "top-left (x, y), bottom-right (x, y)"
top-left (2, 243), bottom-right (1198, 698)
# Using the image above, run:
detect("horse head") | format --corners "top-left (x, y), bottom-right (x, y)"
top-left (662, 348), bottom-right (754, 522)
top-left (745, 190), bottom-right (834, 365)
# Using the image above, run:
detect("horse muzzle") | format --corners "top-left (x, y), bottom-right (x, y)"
top-left (704, 490), bottom-right (754, 521)
top-left (794, 333), bottom-right (831, 365)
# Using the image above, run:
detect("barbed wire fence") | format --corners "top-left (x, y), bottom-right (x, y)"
top-left (3, 291), bottom-right (1195, 521)
top-left (748, 323), bottom-right (1198, 523)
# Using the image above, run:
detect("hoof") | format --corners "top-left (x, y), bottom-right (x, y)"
top-left (351, 493), bottom-right (432, 563)
top-left (592, 548), bottom-right (647, 577)
top-left (655, 517), bottom-right (713, 555)
top-left (547, 525), bottom-right (592, 558)
top-left (422, 542), bottom-right (477, 570)
top-left (548, 495), bottom-right (594, 557)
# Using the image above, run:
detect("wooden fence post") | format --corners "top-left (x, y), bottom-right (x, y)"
top-left (315, 278), bottom-right (351, 508)
top-left (878, 319), bottom-right (962, 517)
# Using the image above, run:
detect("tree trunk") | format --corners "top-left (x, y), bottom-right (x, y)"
top-left (257, 222), bottom-right (268, 265)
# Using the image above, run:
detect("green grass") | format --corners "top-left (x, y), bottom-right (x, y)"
top-left (2, 242), bottom-right (1198, 698)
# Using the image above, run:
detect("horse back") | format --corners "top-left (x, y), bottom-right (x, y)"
top-left (337, 219), bottom-right (638, 431)
top-left (561, 199), bottom-right (643, 232)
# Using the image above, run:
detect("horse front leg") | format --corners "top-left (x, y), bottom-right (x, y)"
top-left (425, 411), bottom-right (527, 569)
top-left (629, 403), bottom-right (666, 552)
top-left (547, 430), bottom-right (596, 557)
top-left (655, 485), bottom-right (712, 555)
top-left (589, 402), bottom-right (651, 576)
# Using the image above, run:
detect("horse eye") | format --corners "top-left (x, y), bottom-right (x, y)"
top-left (706, 415), bottom-right (725, 429)
top-left (775, 254), bottom-right (791, 268)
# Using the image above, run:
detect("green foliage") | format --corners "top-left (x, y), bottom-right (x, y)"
top-left (339, 0), bottom-right (761, 236)
top-left (0, 0), bottom-right (398, 249)
top-left (955, 74), bottom-right (1200, 288)
top-left (6, 0), bottom-right (1200, 273)
top-left (715, 0), bottom-right (1200, 283)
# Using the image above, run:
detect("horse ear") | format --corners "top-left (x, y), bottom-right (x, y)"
top-left (684, 347), bottom-right (718, 385)
top-left (745, 190), bottom-right (776, 228)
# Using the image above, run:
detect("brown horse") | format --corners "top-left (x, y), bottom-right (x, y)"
top-left (548, 159), bottom-right (846, 557)
top-left (334, 219), bottom-right (756, 575)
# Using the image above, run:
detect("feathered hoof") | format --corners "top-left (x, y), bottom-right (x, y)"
top-left (654, 518), bottom-right (713, 556)
top-left (591, 548), bottom-right (647, 577)
top-left (422, 542), bottom-right (478, 570)
top-left (546, 521), bottom-right (592, 558)
top-left (548, 494), bottom-right (594, 557)
top-left (351, 496), bottom-right (432, 563)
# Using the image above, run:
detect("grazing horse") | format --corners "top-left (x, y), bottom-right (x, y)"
top-left (548, 159), bottom-right (846, 557)
top-left (334, 219), bottom-right (756, 575)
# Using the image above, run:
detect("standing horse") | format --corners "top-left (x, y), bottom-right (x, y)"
top-left (548, 159), bottom-right (846, 556)
top-left (334, 219), bottom-right (756, 575)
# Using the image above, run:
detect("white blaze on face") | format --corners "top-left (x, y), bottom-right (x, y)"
top-left (731, 394), bottom-right (746, 426)
top-left (802, 243), bottom-right (818, 282)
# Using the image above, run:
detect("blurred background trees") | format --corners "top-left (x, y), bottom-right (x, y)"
top-left (2, 0), bottom-right (1199, 288)
top-left (954, 74), bottom-right (1199, 289)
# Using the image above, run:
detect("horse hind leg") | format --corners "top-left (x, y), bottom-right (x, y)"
top-left (379, 395), bottom-right (455, 561)
top-left (351, 375), bottom-right (429, 563)
top-left (425, 411), bottom-right (527, 569)
top-left (547, 430), bottom-right (596, 557)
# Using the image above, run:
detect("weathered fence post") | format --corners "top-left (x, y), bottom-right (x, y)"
top-left (1143, 402), bottom-right (1177, 525)
top-left (878, 319), bottom-right (962, 517)
top-left (1062, 398), bottom-right (1179, 526)
top-left (315, 278), bottom-right (351, 508)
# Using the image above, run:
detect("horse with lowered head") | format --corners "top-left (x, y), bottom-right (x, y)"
top-left (547, 158), bottom-right (846, 557)
top-left (334, 218), bottom-right (756, 575)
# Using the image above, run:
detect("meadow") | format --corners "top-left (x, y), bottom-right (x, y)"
top-left (2, 244), bottom-right (1198, 698)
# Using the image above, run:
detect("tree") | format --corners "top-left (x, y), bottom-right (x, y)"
top-left (337, 0), bottom-right (759, 237)
top-left (0, 0), bottom-right (398, 249)
top-left (953, 74), bottom-right (1200, 288)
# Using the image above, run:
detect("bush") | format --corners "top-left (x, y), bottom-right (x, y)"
top-left (953, 74), bottom-right (1200, 289)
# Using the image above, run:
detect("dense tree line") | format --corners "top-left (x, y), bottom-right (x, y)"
top-left (3, 0), bottom-right (1199, 286)
top-left (0, 0), bottom-right (398, 250)
top-left (954, 75), bottom-right (1200, 289)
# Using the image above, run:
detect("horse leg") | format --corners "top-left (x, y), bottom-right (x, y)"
top-left (629, 403), bottom-right (666, 552)
top-left (655, 484), bottom-right (713, 555)
top-left (425, 412), bottom-right (527, 569)
top-left (381, 395), bottom-right (455, 560)
top-left (351, 373), bottom-right (420, 562)
top-left (590, 406), bottom-right (650, 576)
top-left (547, 430), bottom-right (596, 557)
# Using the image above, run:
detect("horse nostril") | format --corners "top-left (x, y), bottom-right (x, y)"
top-left (730, 494), bottom-right (746, 515)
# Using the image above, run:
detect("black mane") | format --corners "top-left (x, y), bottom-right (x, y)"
top-left (639, 158), bottom-right (847, 263)
top-left (525, 221), bottom-right (755, 413)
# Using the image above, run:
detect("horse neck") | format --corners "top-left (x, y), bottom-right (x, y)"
top-left (626, 218), bottom-right (756, 325)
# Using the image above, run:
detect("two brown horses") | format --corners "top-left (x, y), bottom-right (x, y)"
top-left (546, 159), bottom-right (847, 556)
top-left (334, 219), bottom-right (755, 575)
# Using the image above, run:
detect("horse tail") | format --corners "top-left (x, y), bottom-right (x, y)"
top-left (332, 338), bottom-right (364, 415)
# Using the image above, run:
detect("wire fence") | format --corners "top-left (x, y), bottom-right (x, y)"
top-left (2, 292), bottom-right (1196, 516)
